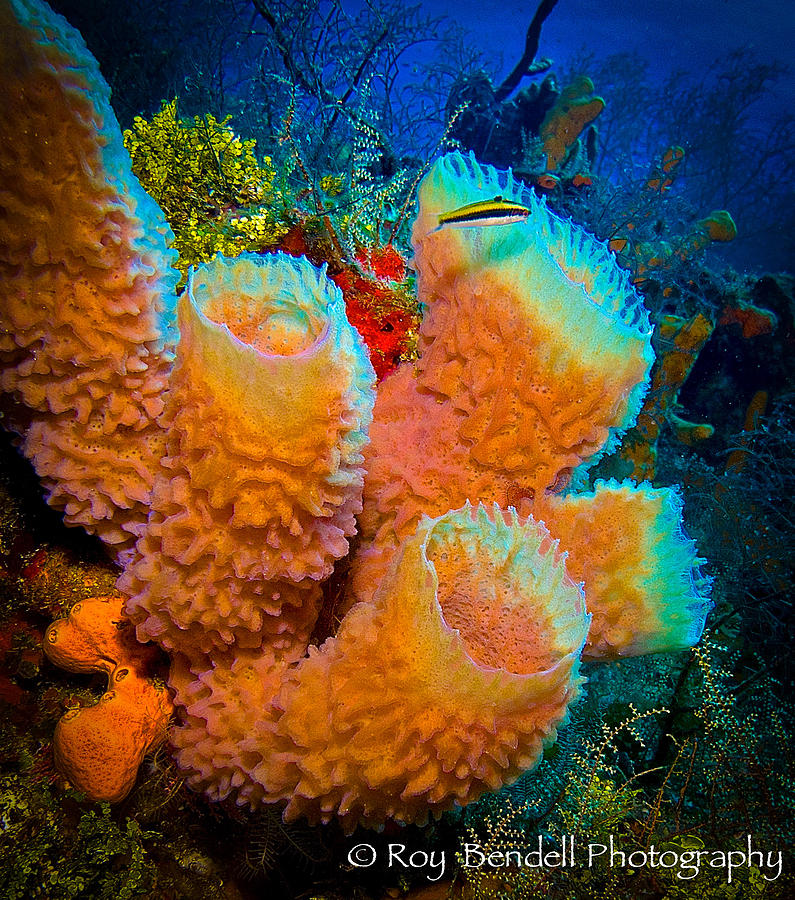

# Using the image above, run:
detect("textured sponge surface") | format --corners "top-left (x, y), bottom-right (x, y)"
top-left (169, 505), bottom-right (589, 830)
top-left (122, 254), bottom-right (376, 660)
top-left (0, 0), bottom-right (180, 552)
top-left (539, 480), bottom-right (712, 658)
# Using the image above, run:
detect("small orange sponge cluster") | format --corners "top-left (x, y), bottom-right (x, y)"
top-left (43, 596), bottom-right (172, 803)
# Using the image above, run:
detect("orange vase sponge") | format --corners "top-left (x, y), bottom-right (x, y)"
top-left (243, 504), bottom-right (589, 831)
top-left (413, 152), bottom-right (653, 490)
top-left (0, 0), bottom-right (180, 556)
top-left (120, 253), bottom-right (376, 659)
top-left (43, 596), bottom-right (172, 802)
top-left (5, 5), bottom-right (715, 833)
top-left (167, 646), bottom-right (292, 808)
top-left (537, 481), bottom-right (711, 660)
top-left (351, 152), bottom-right (655, 607)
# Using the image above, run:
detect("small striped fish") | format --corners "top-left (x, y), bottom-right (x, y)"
top-left (436, 195), bottom-right (530, 229)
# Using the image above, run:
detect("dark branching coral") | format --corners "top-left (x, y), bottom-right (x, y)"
top-left (445, 0), bottom-right (562, 170)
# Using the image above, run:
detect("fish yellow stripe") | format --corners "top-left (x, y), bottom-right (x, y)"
top-left (437, 195), bottom-right (531, 228)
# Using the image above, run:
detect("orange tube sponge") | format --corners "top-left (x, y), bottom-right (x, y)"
top-left (412, 153), bottom-right (652, 487)
top-left (120, 253), bottom-right (376, 659)
top-left (619, 312), bottom-right (715, 481)
top-left (0, 0), bottom-right (179, 555)
top-left (167, 646), bottom-right (291, 808)
top-left (539, 77), bottom-right (605, 171)
top-left (352, 152), bottom-right (654, 606)
top-left (646, 145), bottom-right (686, 193)
top-left (170, 504), bottom-right (589, 830)
top-left (43, 596), bottom-right (172, 802)
top-left (537, 481), bottom-right (711, 660)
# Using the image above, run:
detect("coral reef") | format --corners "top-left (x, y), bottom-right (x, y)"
top-left (447, 67), bottom-right (603, 197)
top-left (446, 70), bottom-right (559, 171)
top-left (43, 596), bottom-right (172, 803)
top-left (145, 152), bottom-right (708, 827)
top-left (123, 99), bottom-right (289, 287)
top-left (608, 193), bottom-right (738, 289)
top-left (1, 0), bottom-right (711, 837)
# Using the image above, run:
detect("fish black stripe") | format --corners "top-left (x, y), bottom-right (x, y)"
top-left (441, 207), bottom-right (529, 224)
